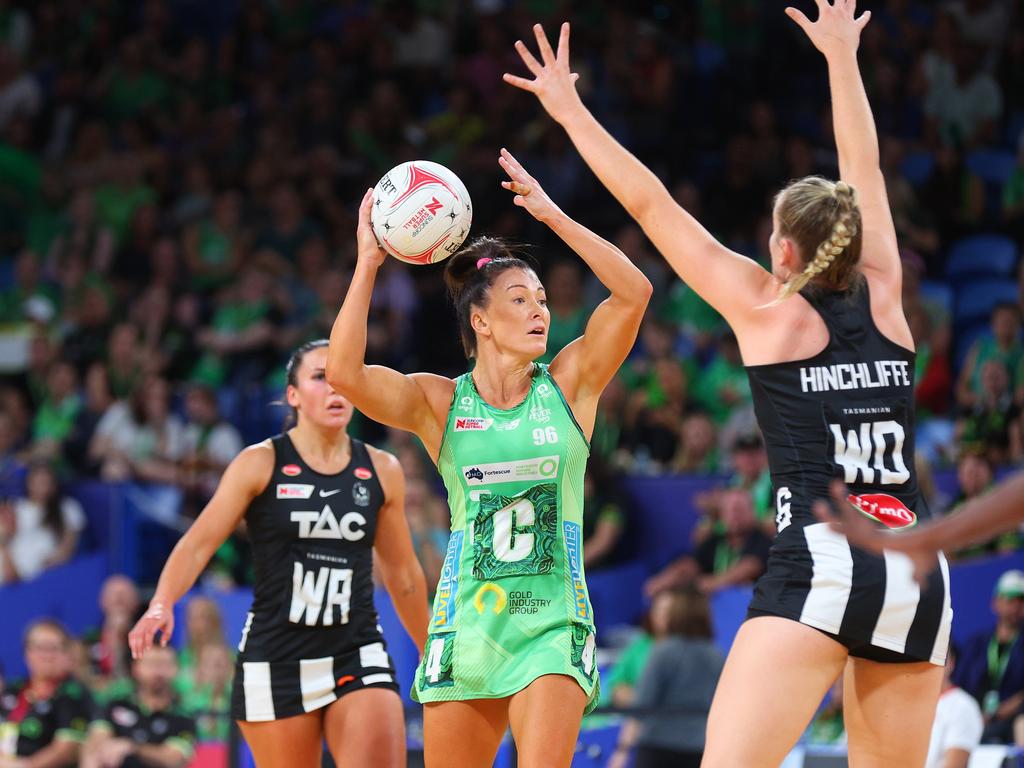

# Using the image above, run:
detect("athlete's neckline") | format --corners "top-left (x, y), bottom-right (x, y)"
top-left (468, 363), bottom-right (539, 413)
top-left (283, 430), bottom-right (355, 478)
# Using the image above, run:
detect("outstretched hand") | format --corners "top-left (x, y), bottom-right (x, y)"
top-left (499, 148), bottom-right (561, 223)
top-left (786, 0), bottom-right (871, 58)
top-left (503, 22), bottom-right (584, 125)
top-left (813, 482), bottom-right (941, 586)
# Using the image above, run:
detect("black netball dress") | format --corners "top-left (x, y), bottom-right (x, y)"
top-left (745, 283), bottom-right (952, 664)
top-left (230, 434), bottom-right (399, 721)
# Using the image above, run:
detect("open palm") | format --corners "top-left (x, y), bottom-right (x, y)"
top-left (786, 0), bottom-right (871, 58)
top-left (503, 22), bottom-right (583, 126)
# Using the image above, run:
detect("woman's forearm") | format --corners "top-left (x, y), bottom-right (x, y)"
top-left (826, 50), bottom-right (880, 172)
top-left (326, 262), bottom-right (378, 391)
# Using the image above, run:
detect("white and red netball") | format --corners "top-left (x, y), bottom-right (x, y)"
top-left (370, 160), bottom-right (473, 265)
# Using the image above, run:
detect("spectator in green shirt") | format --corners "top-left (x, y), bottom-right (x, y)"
top-left (181, 643), bottom-right (232, 743)
top-left (693, 332), bottom-right (752, 425)
top-left (539, 260), bottom-right (588, 364)
top-left (957, 302), bottom-right (1023, 409)
top-left (31, 362), bottom-right (81, 460)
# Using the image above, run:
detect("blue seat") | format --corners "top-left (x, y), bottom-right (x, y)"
top-left (966, 149), bottom-right (1018, 185)
top-left (946, 234), bottom-right (1018, 279)
top-left (901, 151), bottom-right (935, 186)
top-left (919, 279), bottom-right (953, 317)
top-left (954, 278), bottom-right (1020, 323)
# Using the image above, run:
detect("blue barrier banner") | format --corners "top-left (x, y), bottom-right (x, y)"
top-left (0, 553), bottom-right (107, 679)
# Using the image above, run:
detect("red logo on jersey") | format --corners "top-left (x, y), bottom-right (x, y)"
top-left (424, 196), bottom-right (443, 216)
top-left (336, 675), bottom-right (355, 687)
top-left (846, 493), bottom-right (918, 530)
top-left (282, 464), bottom-right (302, 477)
top-left (455, 417), bottom-right (493, 431)
top-left (354, 467), bottom-right (372, 480)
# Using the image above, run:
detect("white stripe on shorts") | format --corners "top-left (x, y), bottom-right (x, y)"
top-left (300, 656), bottom-right (338, 712)
top-left (930, 553), bottom-right (953, 665)
top-left (361, 673), bottom-right (393, 686)
top-left (870, 549), bottom-right (920, 653)
top-left (359, 642), bottom-right (389, 668)
top-left (800, 523), bottom-right (854, 633)
top-left (242, 662), bottom-right (275, 721)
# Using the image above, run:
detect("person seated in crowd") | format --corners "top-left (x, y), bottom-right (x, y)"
top-left (953, 569), bottom-right (1024, 744)
top-left (927, 644), bottom-right (983, 768)
top-left (644, 488), bottom-right (771, 597)
top-left (173, 597), bottom-right (225, 697)
top-left (957, 303), bottom-right (1022, 411)
top-left (582, 458), bottom-right (626, 572)
top-left (950, 452), bottom-right (1021, 557)
top-left (82, 645), bottom-right (195, 768)
top-left (692, 430), bottom-right (773, 544)
top-left (0, 463), bottom-right (85, 585)
top-left (0, 619), bottom-right (92, 767)
top-left (89, 377), bottom-right (184, 485)
top-left (609, 588), bottom-right (724, 768)
top-left (181, 644), bottom-right (233, 744)
top-left (81, 575), bottom-right (141, 702)
top-left (956, 359), bottom-right (1022, 466)
top-left (177, 384), bottom-right (242, 517)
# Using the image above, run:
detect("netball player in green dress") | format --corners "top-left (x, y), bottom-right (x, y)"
top-left (327, 152), bottom-right (651, 767)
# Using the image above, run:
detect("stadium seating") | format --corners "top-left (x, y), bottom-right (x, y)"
top-left (945, 234), bottom-right (1018, 280)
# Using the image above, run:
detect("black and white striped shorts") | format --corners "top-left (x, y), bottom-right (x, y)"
top-left (231, 640), bottom-right (400, 721)
top-left (747, 522), bottom-right (953, 665)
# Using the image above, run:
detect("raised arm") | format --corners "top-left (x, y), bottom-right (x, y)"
top-left (504, 23), bottom-right (776, 326)
top-left (497, 148), bottom-right (651, 434)
top-left (786, 1), bottom-right (901, 290)
top-left (127, 443), bottom-right (271, 658)
top-left (325, 190), bottom-right (454, 461)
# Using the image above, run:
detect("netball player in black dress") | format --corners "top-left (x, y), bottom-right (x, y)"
top-left (507, 4), bottom-right (951, 766)
top-left (129, 341), bottom-right (429, 768)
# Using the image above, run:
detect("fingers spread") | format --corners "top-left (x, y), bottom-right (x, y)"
top-left (556, 22), bottom-right (570, 62)
top-left (784, 6), bottom-right (811, 30)
top-left (514, 40), bottom-right (543, 76)
top-left (503, 72), bottom-right (536, 92)
top-left (533, 23), bottom-right (556, 65)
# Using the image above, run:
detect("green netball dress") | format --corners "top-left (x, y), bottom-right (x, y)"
top-left (412, 363), bottom-right (599, 712)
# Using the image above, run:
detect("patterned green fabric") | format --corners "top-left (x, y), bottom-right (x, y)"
top-left (413, 364), bottom-right (599, 712)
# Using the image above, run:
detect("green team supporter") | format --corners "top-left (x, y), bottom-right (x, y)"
top-left (413, 364), bottom-right (600, 711)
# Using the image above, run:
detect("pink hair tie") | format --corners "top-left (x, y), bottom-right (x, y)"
top-left (476, 257), bottom-right (492, 270)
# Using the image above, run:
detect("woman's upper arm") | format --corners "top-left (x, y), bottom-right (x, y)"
top-left (636, 191), bottom-right (777, 324)
top-left (185, 443), bottom-right (273, 552)
top-left (840, 165), bottom-right (902, 296)
top-left (330, 366), bottom-right (453, 459)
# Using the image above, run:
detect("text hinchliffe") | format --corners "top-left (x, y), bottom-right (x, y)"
top-left (799, 360), bottom-right (910, 393)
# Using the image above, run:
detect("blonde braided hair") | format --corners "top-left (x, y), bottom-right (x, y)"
top-left (761, 178), bottom-right (862, 308)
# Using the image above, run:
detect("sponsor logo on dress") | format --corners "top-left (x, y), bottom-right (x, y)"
top-left (455, 417), bottom-right (493, 431)
top-left (536, 383), bottom-right (551, 398)
top-left (507, 590), bottom-right (552, 615)
top-left (493, 418), bottom-right (521, 432)
top-left (277, 484), bottom-right (314, 499)
top-left (529, 405), bottom-right (551, 424)
top-left (354, 467), bottom-right (373, 480)
top-left (473, 583), bottom-right (507, 614)
top-left (457, 396), bottom-right (474, 412)
top-left (352, 482), bottom-right (371, 507)
top-left (282, 464), bottom-right (302, 477)
top-left (432, 531), bottom-right (463, 630)
top-left (563, 522), bottom-right (591, 621)
top-left (292, 505), bottom-right (367, 540)
top-left (846, 493), bottom-right (918, 530)
top-left (461, 456), bottom-right (559, 486)
top-left (319, 489), bottom-right (341, 497)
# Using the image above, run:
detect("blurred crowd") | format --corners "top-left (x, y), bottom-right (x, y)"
top-left (0, 0), bottom-right (1022, 762)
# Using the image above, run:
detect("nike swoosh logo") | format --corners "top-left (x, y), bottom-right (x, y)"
top-left (319, 489), bottom-right (342, 497)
